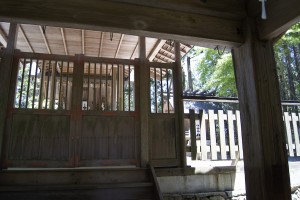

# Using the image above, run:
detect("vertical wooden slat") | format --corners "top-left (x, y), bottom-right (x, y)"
top-left (128, 65), bottom-right (131, 111)
top-left (32, 59), bottom-right (38, 109)
top-left (45, 60), bottom-right (51, 109)
top-left (160, 68), bottom-right (163, 113)
top-left (236, 110), bottom-right (244, 159)
top-left (189, 109), bottom-right (197, 160)
top-left (25, 59), bottom-right (33, 108)
top-left (111, 64), bottom-right (114, 111)
top-left (87, 62), bottom-right (90, 110)
top-left (227, 110), bottom-right (236, 159)
top-left (19, 58), bottom-right (26, 108)
top-left (208, 110), bottom-right (217, 160)
top-left (105, 63), bottom-right (108, 110)
top-left (38, 60), bottom-right (45, 109)
top-left (93, 63), bottom-right (96, 110)
top-left (65, 61), bottom-right (70, 110)
top-left (99, 63), bottom-right (102, 110)
top-left (284, 112), bottom-right (294, 156)
top-left (166, 69), bottom-right (170, 113)
top-left (154, 68), bottom-right (157, 113)
top-left (293, 113), bottom-right (300, 156)
top-left (122, 64), bottom-right (125, 111)
top-left (200, 110), bottom-right (207, 160)
top-left (58, 61), bottom-right (63, 110)
top-left (51, 60), bottom-right (57, 110)
top-left (218, 110), bottom-right (227, 159)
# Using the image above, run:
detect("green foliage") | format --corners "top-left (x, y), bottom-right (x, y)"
top-left (195, 47), bottom-right (237, 97)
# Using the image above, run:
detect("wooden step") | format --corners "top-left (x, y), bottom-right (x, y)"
top-left (0, 167), bottom-right (150, 186)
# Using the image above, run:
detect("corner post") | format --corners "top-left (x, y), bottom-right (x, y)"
top-left (0, 23), bottom-right (19, 169)
top-left (139, 36), bottom-right (149, 167)
top-left (233, 19), bottom-right (291, 200)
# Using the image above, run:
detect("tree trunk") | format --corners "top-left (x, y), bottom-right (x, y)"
top-left (284, 43), bottom-right (297, 100)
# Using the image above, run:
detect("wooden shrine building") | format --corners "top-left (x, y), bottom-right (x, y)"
top-left (0, 0), bottom-right (300, 200)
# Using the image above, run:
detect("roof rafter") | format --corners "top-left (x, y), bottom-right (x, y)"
top-left (115, 34), bottom-right (124, 58)
top-left (130, 41), bottom-right (139, 59)
top-left (19, 25), bottom-right (34, 52)
top-left (39, 25), bottom-right (51, 54)
top-left (98, 32), bottom-right (104, 57)
top-left (60, 28), bottom-right (68, 55)
top-left (82, 29), bottom-right (85, 54)
top-left (147, 39), bottom-right (166, 61)
top-left (156, 52), bottom-right (175, 62)
top-left (0, 25), bottom-right (7, 47)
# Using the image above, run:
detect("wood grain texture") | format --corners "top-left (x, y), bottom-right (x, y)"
top-left (257, 0), bottom-right (300, 40)
top-left (0, 0), bottom-right (244, 47)
top-left (233, 18), bottom-right (291, 200)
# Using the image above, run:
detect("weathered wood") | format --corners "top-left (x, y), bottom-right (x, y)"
top-left (257, 0), bottom-right (300, 40)
top-left (284, 112), bottom-right (294, 157)
top-left (0, 24), bottom-right (7, 47)
top-left (0, 23), bottom-right (19, 169)
top-left (0, 0), bottom-right (244, 47)
top-left (292, 113), bottom-right (300, 156)
top-left (233, 18), bottom-right (291, 200)
top-left (227, 110), bottom-right (236, 159)
top-left (138, 36), bottom-right (149, 167)
top-left (208, 110), bottom-right (217, 160)
top-left (236, 111), bottom-right (244, 159)
top-left (218, 110), bottom-right (227, 159)
top-left (189, 109), bottom-right (197, 160)
top-left (200, 110), bottom-right (207, 160)
top-left (174, 42), bottom-right (185, 167)
top-left (147, 39), bottom-right (166, 61)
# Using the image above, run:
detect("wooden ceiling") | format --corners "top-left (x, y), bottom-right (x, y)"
top-left (0, 22), bottom-right (192, 62)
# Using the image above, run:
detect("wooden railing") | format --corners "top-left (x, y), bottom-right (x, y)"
top-left (185, 109), bottom-right (300, 161)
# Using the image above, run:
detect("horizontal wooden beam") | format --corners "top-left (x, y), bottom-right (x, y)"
top-left (257, 0), bottom-right (300, 40)
top-left (108, 0), bottom-right (246, 20)
top-left (0, 0), bottom-right (244, 47)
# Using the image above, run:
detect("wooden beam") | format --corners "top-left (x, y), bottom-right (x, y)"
top-left (257, 0), bottom-right (300, 40)
top-left (130, 41), bottom-right (138, 59)
top-left (174, 41), bottom-right (186, 168)
top-left (60, 28), bottom-right (68, 55)
top-left (156, 53), bottom-right (174, 62)
top-left (39, 26), bottom-right (51, 54)
top-left (138, 36), bottom-right (149, 167)
top-left (0, 0), bottom-right (244, 47)
top-left (0, 25), bottom-right (7, 47)
top-left (233, 18), bottom-right (291, 200)
top-left (81, 29), bottom-right (85, 54)
top-left (0, 23), bottom-right (19, 169)
top-left (114, 34), bottom-right (124, 58)
top-left (98, 32), bottom-right (103, 57)
top-left (147, 39), bottom-right (166, 61)
top-left (19, 25), bottom-right (34, 52)
top-left (101, 0), bottom-right (246, 20)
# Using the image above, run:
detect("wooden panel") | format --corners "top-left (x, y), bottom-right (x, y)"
top-left (236, 111), bottom-right (244, 159)
top-left (284, 112), bottom-right (294, 157)
top-left (79, 116), bottom-right (136, 164)
top-left (8, 113), bottom-right (71, 166)
top-left (189, 109), bottom-right (196, 160)
top-left (208, 110), bottom-right (217, 160)
top-left (218, 110), bottom-right (227, 159)
top-left (227, 110), bottom-right (236, 159)
top-left (200, 111), bottom-right (208, 160)
top-left (292, 113), bottom-right (300, 156)
top-left (149, 117), bottom-right (177, 161)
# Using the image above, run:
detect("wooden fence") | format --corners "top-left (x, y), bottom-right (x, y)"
top-left (185, 109), bottom-right (300, 161)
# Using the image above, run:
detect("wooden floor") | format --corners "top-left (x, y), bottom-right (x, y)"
top-left (0, 167), bottom-right (156, 200)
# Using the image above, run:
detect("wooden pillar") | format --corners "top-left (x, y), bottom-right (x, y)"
top-left (139, 36), bottom-right (149, 167)
top-left (174, 42), bottom-right (186, 168)
top-left (233, 19), bottom-right (291, 200)
top-left (0, 23), bottom-right (19, 169)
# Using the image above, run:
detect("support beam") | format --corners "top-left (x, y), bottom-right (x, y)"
top-left (114, 34), bottom-right (124, 58)
top-left (98, 32), bottom-right (103, 57)
top-left (81, 29), bottom-right (85, 54)
top-left (138, 36), bottom-right (149, 167)
top-left (60, 28), bottom-right (68, 55)
top-left (19, 25), bottom-right (34, 52)
top-left (156, 53), bottom-right (175, 63)
top-left (147, 39), bottom-right (166, 61)
top-left (0, 23), bottom-right (19, 169)
top-left (174, 41), bottom-right (186, 168)
top-left (233, 19), bottom-right (291, 200)
top-left (0, 25), bottom-right (7, 47)
top-left (257, 0), bottom-right (300, 40)
top-left (0, 0), bottom-right (244, 47)
top-left (39, 26), bottom-right (51, 54)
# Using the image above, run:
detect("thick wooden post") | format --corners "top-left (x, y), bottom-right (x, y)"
top-left (0, 23), bottom-right (19, 169)
top-left (174, 42), bottom-right (186, 168)
top-left (233, 19), bottom-right (291, 200)
top-left (139, 36), bottom-right (149, 167)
